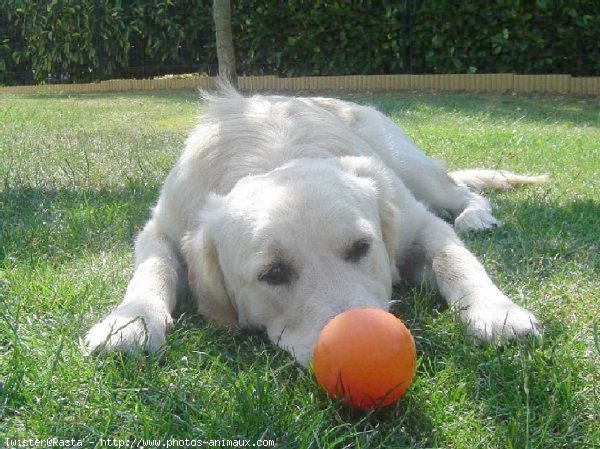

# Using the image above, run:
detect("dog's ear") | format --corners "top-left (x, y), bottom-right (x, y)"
top-left (182, 194), bottom-right (237, 326)
top-left (339, 156), bottom-right (401, 274)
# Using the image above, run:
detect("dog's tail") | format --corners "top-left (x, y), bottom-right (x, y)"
top-left (200, 76), bottom-right (242, 103)
top-left (449, 169), bottom-right (548, 192)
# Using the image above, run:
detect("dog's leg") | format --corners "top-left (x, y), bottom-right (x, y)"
top-left (376, 116), bottom-right (503, 231)
top-left (448, 170), bottom-right (547, 231)
top-left (85, 219), bottom-right (183, 353)
top-left (402, 166), bottom-right (500, 232)
top-left (412, 214), bottom-right (541, 341)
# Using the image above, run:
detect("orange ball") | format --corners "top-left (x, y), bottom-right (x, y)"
top-left (313, 308), bottom-right (416, 410)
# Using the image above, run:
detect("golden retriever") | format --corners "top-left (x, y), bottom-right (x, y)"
top-left (86, 86), bottom-right (545, 365)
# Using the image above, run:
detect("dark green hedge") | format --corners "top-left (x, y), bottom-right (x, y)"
top-left (1, 0), bottom-right (598, 85)
top-left (0, 0), bottom-right (215, 84)
top-left (411, 0), bottom-right (599, 75)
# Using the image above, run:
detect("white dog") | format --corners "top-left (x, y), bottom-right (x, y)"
top-left (86, 86), bottom-right (545, 365)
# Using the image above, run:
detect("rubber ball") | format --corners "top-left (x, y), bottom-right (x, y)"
top-left (313, 308), bottom-right (416, 410)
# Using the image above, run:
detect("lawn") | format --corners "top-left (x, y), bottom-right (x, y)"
top-left (1, 90), bottom-right (598, 448)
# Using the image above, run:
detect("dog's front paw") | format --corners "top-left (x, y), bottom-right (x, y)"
top-left (460, 297), bottom-right (541, 342)
top-left (454, 208), bottom-right (501, 232)
top-left (85, 303), bottom-right (172, 354)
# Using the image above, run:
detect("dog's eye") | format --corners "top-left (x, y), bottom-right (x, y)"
top-left (258, 262), bottom-right (294, 286)
top-left (345, 239), bottom-right (371, 262)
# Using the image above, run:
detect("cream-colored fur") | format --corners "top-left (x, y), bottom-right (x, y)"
top-left (85, 88), bottom-right (543, 365)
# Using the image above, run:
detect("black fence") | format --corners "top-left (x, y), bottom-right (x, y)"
top-left (1, 0), bottom-right (598, 86)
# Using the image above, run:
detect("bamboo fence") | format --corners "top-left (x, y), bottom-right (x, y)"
top-left (1, 74), bottom-right (598, 95)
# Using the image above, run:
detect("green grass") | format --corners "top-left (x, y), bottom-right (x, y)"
top-left (1, 90), bottom-right (599, 448)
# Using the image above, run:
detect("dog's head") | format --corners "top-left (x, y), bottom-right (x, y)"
top-left (183, 156), bottom-right (402, 365)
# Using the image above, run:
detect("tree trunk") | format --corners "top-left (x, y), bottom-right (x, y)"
top-left (213, 0), bottom-right (237, 88)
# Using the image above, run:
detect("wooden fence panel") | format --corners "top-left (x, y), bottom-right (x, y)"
top-left (1, 74), bottom-right (598, 95)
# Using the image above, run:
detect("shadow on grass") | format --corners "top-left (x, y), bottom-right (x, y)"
top-left (86, 312), bottom-right (435, 446)
top-left (10, 89), bottom-right (599, 128)
top-left (3, 183), bottom-right (597, 445)
top-left (9, 89), bottom-right (200, 102)
top-left (1, 185), bottom-right (159, 263)
top-left (389, 295), bottom-right (594, 446)
top-left (389, 197), bottom-right (598, 446)
top-left (344, 91), bottom-right (599, 128)
top-left (470, 196), bottom-right (600, 282)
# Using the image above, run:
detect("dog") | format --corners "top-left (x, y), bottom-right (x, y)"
top-left (85, 86), bottom-right (545, 365)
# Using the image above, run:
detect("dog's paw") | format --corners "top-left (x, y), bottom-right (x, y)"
top-left (454, 207), bottom-right (501, 232)
top-left (85, 305), bottom-right (171, 354)
top-left (460, 298), bottom-right (541, 342)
